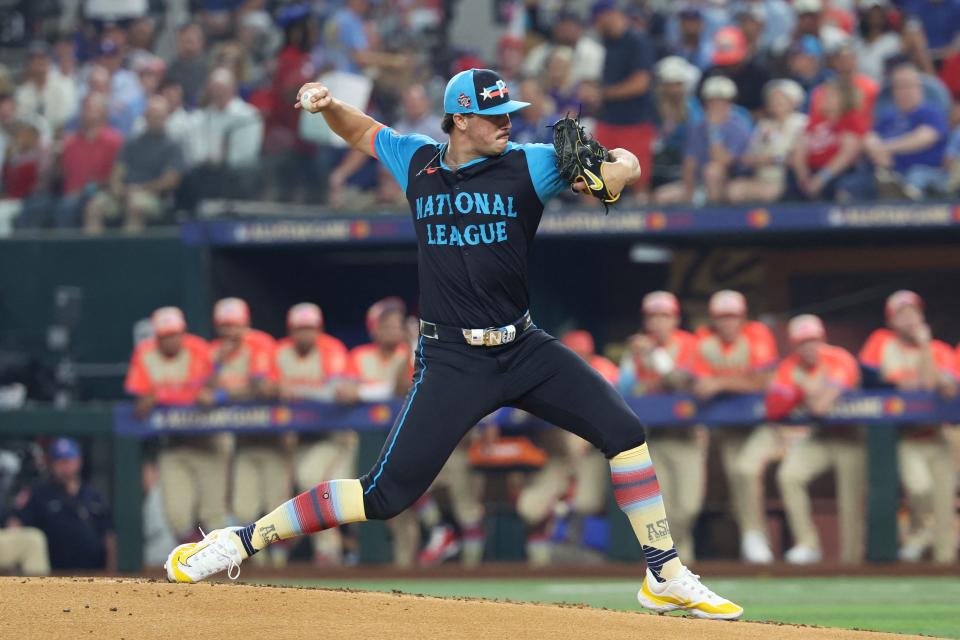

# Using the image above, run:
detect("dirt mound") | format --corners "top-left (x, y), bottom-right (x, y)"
top-left (0, 577), bottom-right (933, 640)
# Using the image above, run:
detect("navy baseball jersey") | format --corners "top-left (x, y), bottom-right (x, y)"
top-left (373, 126), bottom-right (567, 328)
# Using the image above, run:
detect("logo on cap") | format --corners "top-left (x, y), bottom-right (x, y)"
top-left (480, 79), bottom-right (509, 102)
top-left (457, 93), bottom-right (472, 108)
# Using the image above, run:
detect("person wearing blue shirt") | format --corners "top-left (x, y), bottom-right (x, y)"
top-left (590, 1), bottom-right (657, 192)
top-left (901, 0), bottom-right (960, 62)
top-left (655, 76), bottom-right (752, 204)
top-left (861, 64), bottom-right (949, 198)
top-left (651, 56), bottom-right (705, 189)
top-left (164, 63), bottom-right (744, 622)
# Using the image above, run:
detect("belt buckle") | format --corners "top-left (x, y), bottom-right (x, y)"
top-left (482, 324), bottom-right (516, 347)
top-left (463, 329), bottom-right (485, 346)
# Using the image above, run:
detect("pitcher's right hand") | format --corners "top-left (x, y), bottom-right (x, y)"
top-left (296, 83), bottom-right (333, 113)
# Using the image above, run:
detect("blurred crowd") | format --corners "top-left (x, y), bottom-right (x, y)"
top-left (4, 285), bottom-right (957, 575)
top-left (2, 0), bottom-right (960, 232)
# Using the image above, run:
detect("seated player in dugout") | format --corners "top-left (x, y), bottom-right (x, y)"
top-left (274, 302), bottom-right (355, 566)
top-left (619, 292), bottom-right (703, 562)
top-left (125, 307), bottom-right (231, 541)
top-left (517, 330), bottom-right (616, 566)
top-left (767, 315), bottom-right (866, 565)
top-left (692, 290), bottom-right (781, 565)
top-left (166, 67), bottom-right (742, 620)
top-left (202, 298), bottom-right (292, 567)
top-left (859, 290), bottom-right (958, 564)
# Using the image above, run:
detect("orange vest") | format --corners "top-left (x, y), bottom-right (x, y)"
top-left (859, 329), bottom-right (956, 385)
top-left (624, 329), bottom-right (697, 395)
top-left (124, 334), bottom-right (212, 404)
top-left (774, 344), bottom-right (860, 391)
top-left (693, 321), bottom-right (778, 378)
top-left (274, 334), bottom-right (349, 393)
top-left (210, 330), bottom-right (276, 392)
top-left (347, 342), bottom-right (413, 384)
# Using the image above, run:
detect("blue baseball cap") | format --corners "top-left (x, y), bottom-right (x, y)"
top-left (443, 68), bottom-right (529, 116)
top-left (49, 437), bottom-right (81, 461)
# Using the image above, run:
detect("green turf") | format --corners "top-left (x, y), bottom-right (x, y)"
top-left (254, 576), bottom-right (960, 638)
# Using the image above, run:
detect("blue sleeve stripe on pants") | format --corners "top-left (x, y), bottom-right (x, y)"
top-left (364, 335), bottom-right (426, 496)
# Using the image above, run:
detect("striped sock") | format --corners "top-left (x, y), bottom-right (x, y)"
top-left (610, 442), bottom-right (682, 582)
top-left (239, 479), bottom-right (367, 558)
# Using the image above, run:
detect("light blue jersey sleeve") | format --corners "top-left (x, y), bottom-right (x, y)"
top-left (516, 142), bottom-right (568, 204)
top-left (373, 126), bottom-right (437, 191)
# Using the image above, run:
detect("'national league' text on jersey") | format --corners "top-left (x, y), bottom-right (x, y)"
top-left (373, 126), bottom-right (566, 329)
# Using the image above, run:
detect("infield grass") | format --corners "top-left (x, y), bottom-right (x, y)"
top-left (255, 576), bottom-right (960, 638)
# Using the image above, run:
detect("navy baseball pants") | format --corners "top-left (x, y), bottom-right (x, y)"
top-left (359, 327), bottom-right (648, 520)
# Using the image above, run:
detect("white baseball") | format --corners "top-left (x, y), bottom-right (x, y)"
top-left (300, 88), bottom-right (321, 112)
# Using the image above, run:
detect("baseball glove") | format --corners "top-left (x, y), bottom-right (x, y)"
top-left (551, 113), bottom-right (621, 209)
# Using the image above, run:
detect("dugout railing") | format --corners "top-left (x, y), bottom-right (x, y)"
top-left (0, 391), bottom-right (939, 572)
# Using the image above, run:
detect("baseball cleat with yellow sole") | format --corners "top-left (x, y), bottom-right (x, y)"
top-left (637, 567), bottom-right (743, 620)
top-left (165, 527), bottom-right (245, 583)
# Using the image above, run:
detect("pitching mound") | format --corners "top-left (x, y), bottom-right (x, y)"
top-left (0, 577), bottom-right (930, 640)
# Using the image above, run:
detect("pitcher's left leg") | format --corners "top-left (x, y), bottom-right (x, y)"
top-left (509, 336), bottom-right (742, 620)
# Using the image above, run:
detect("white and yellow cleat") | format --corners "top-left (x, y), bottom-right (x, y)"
top-left (165, 527), bottom-right (245, 583)
top-left (637, 567), bottom-right (743, 620)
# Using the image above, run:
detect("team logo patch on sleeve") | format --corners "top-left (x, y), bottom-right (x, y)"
top-left (458, 93), bottom-right (472, 108)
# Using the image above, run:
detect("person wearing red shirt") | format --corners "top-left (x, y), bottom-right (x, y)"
top-left (516, 330), bottom-right (617, 566)
top-left (1, 120), bottom-right (44, 200)
top-left (256, 6), bottom-right (318, 202)
top-left (203, 297), bottom-right (288, 566)
top-left (275, 302), bottom-right (354, 565)
top-left (619, 291), bottom-right (703, 560)
top-left (693, 290), bottom-right (780, 564)
top-left (808, 38), bottom-right (879, 129)
top-left (859, 290), bottom-right (957, 563)
top-left (124, 306), bottom-right (228, 540)
top-left (55, 93), bottom-right (123, 228)
top-left (786, 78), bottom-right (866, 201)
top-left (770, 315), bottom-right (865, 565)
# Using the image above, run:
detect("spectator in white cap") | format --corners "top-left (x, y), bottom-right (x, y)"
top-left (654, 76), bottom-right (752, 205)
top-left (728, 79), bottom-right (808, 203)
top-left (651, 56), bottom-right (702, 190)
top-left (769, 314), bottom-right (866, 565)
